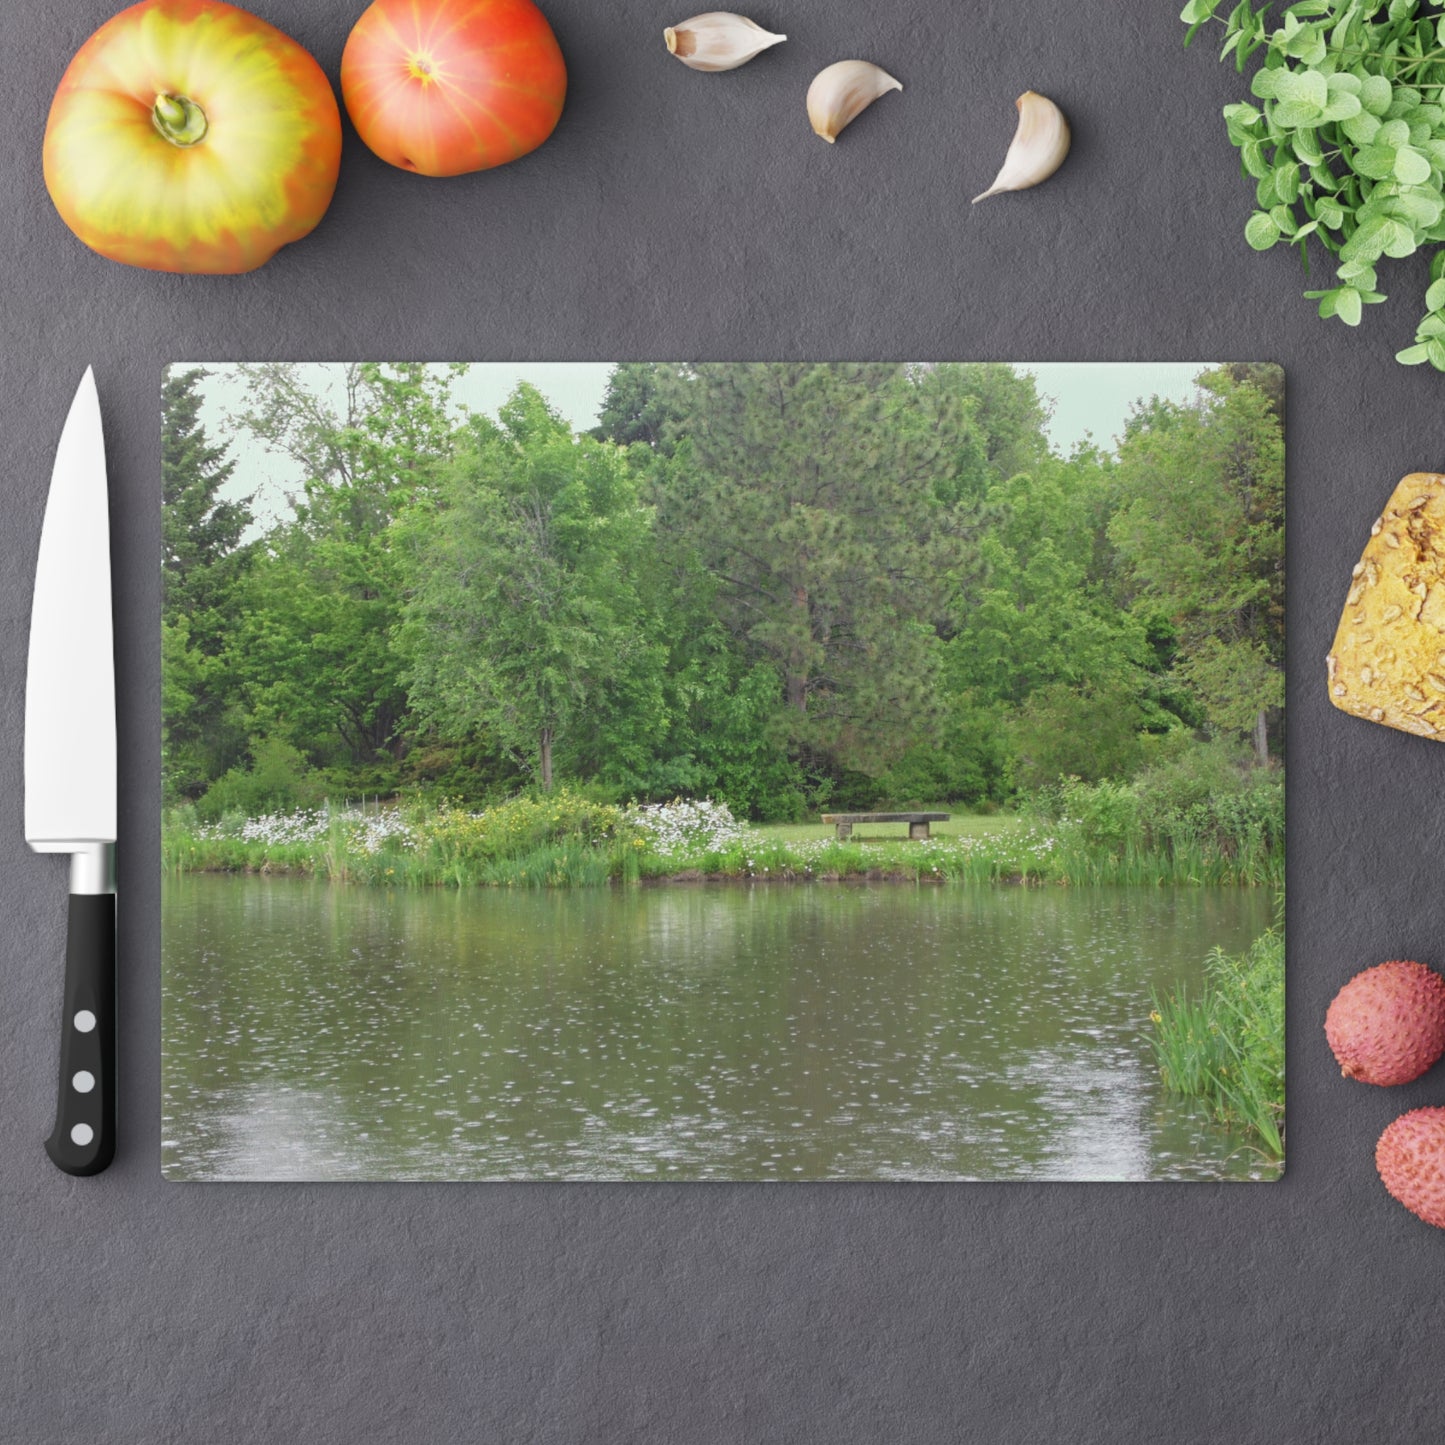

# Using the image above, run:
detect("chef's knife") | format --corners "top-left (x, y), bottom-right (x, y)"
top-left (25, 367), bottom-right (116, 1176)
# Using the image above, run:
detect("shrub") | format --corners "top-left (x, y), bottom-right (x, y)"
top-left (195, 735), bottom-right (327, 821)
top-left (878, 700), bottom-right (1011, 807)
top-left (1024, 744), bottom-right (1283, 883)
top-left (1132, 745), bottom-right (1284, 862)
top-left (399, 741), bottom-right (524, 804)
top-left (1010, 681), bottom-right (1146, 792)
top-left (1054, 775), bottom-right (1139, 852)
top-left (417, 789), bottom-right (628, 866)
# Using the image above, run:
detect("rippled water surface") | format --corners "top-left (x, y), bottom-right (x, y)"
top-left (162, 878), bottom-right (1277, 1181)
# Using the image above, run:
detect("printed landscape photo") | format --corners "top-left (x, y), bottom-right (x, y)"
top-left (161, 361), bottom-right (1284, 1181)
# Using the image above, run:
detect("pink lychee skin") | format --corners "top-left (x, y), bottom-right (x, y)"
top-left (1324, 959), bottom-right (1445, 1086)
top-left (1377, 1108), bottom-right (1445, 1229)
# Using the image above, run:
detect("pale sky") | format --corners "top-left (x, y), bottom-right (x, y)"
top-left (185, 361), bottom-right (1219, 532)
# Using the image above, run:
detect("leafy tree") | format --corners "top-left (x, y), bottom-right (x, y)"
top-left (161, 361), bottom-right (1284, 816)
top-left (1010, 680), bottom-right (1147, 791)
top-left (224, 364), bottom-right (468, 772)
top-left (1110, 366), bottom-right (1285, 764)
top-left (230, 531), bottom-right (409, 767)
top-left (229, 361), bottom-right (467, 531)
top-left (398, 384), bottom-right (661, 791)
top-left (946, 461), bottom-right (1150, 700)
top-left (909, 362), bottom-right (1053, 499)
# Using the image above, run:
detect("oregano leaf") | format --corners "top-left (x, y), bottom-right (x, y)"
top-left (1184, 0), bottom-right (1445, 370)
top-left (1245, 211), bottom-right (1282, 249)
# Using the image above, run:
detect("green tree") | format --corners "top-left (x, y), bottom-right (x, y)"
top-left (590, 362), bottom-right (689, 452)
top-left (161, 367), bottom-right (253, 797)
top-left (909, 362), bottom-right (1053, 501)
top-left (939, 455), bottom-right (1155, 792)
top-left (398, 384), bottom-right (662, 791)
top-left (651, 363), bottom-right (973, 779)
top-left (163, 368), bottom-right (250, 615)
top-left (1110, 367), bottom-right (1285, 764)
top-left (947, 461), bottom-right (1148, 706)
top-left (225, 364), bottom-right (468, 775)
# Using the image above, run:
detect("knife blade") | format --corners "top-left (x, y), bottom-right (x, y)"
top-left (24, 367), bottom-right (117, 1176)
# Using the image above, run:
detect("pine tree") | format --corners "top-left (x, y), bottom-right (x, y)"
top-left (653, 363), bottom-right (970, 778)
top-left (162, 368), bottom-right (251, 620)
top-left (160, 367), bottom-right (254, 796)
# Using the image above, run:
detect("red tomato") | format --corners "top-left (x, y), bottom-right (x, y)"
top-left (341, 0), bottom-right (567, 177)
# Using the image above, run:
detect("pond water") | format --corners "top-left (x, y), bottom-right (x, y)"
top-left (162, 877), bottom-right (1278, 1182)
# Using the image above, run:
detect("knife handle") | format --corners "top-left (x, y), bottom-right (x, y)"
top-left (44, 894), bottom-right (115, 1176)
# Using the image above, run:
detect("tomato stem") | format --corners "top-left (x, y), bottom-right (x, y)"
top-left (152, 93), bottom-right (208, 147)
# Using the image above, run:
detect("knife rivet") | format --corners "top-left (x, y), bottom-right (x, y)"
top-left (72, 1070), bottom-right (95, 1093)
top-left (70, 1123), bottom-right (94, 1146)
top-left (73, 1010), bottom-right (96, 1033)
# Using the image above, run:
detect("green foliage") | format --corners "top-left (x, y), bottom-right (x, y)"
top-left (399, 742), bottom-right (520, 802)
top-left (878, 699), bottom-right (1011, 807)
top-left (589, 360), bottom-right (688, 451)
top-left (165, 363), bottom-right (1285, 830)
top-left (474, 841), bottom-right (619, 889)
top-left (1151, 915), bottom-right (1285, 1160)
top-left (415, 790), bottom-right (628, 864)
top-left (232, 527), bottom-right (409, 765)
top-left (227, 363), bottom-right (467, 772)
top-left (398, 385), bottom-right (660, 792)
top-left (164, 795), bottom-right (1281, 889)
top-left (196, 736), bottom-right (327, 821)
top-left (651, 363), bottom-right (972, 777)
top-left (1184, 0), bottom-right (1445, 368)
top-left (943, 458), bottom-right (1157, 792)
top-left (1010, 681), bottom-right (1148, 791)
top-left (646, 654), bottom-right (809, 821)
top-left (162, 368), bottom-right (250, 615)
top-left (1111, 368), bottom-right (1284, 761)
top-left (1028, 751), bottom-right (1284, 885)
top-left (161, 368), bottom-right (255, 801)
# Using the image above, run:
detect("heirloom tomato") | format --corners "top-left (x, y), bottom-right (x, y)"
top-left (341, 0), bottom-right (567, 177)
top-left (43, 0), bottom-right (342, 274)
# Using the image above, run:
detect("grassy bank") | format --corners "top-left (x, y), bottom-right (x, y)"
top-left (1150, 918), bottom-right (1285, 1161)
top-left (163, 787), bottom-right (1283, 890)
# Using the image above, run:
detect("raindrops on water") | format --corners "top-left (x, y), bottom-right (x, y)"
top-left (162, 879), bottom-right (1274, 1182)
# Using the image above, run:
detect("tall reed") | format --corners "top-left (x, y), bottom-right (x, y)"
top-left (1151, 919), bottom-right (1284, 1160)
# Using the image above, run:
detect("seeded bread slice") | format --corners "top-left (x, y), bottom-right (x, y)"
top-left (1328, 472), bottom-right (1445, 739)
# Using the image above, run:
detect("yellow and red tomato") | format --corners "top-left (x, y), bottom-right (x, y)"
top-left (341, 0), bottom-right (566, 177)
top-left (44, 0), bottom-right (342, 274)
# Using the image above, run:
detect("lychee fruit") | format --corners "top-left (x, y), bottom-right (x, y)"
top-left (1324, 959), bottom-right (1445, 1085)
top-left (1377, 1108), bottom-right (1445, 1229)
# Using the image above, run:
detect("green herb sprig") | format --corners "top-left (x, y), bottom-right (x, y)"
top-left (1183, 0), bottom-right (1445, 369)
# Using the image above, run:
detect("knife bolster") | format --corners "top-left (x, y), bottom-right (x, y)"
top-left (69, 843), bottom-right (114, 896)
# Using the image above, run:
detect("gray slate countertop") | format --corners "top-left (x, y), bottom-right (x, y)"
top-left (2, 1), bottom-right (1439, 1440)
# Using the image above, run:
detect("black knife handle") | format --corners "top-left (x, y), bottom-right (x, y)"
top-left (44, 894), bottom-right (115, 1176)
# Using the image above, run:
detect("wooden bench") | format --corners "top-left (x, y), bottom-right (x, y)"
top-left (820, 812), bottom-right (950, 842)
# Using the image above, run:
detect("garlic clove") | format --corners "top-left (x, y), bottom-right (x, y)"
top-left (806, 60), bottom-right (902, 144)
top-left (664, 13), bottom-right (786, 72)
top-left (972, 91), bottom-right (1071, 202)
